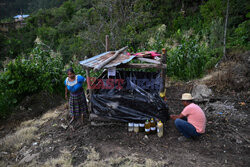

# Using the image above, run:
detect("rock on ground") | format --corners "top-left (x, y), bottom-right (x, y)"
top-left (192, 84), bottom-right (212, 102)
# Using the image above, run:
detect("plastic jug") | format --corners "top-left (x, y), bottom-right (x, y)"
top-left (134, 123), bottom-right (139, 133)
top-left (157, 121), bottom-right (163, 137)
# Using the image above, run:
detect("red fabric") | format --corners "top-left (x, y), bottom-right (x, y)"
top-left (127, 51), bottom-right (161, 58)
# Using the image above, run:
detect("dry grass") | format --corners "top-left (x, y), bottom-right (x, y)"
top-left (0, 126), bottom-right (38, 152)
top-left (198, 60), bottom-right (249, 92)
top-left (5, 145), bottom-right (169, 167)
top-left (107, 156), bottom-right (142, 167)
top-left (41, 150), bottom-right (73, 167)
top-left (0, 161), bottom-right (7, 167)
top-left (86, 147), bottom-right (100, 161)
top-left (1, 106), bottom-right (169, 167)
top-left (25, 149), bottom-right (72, 167)
top-left (0, 108), bottom-right (61, 153)
top-left (78, 147), bottom-right (169, 167)
top-left (78, 147), bottom-right (105, 167)
top-left (0, 106), bottom-right (65, 166)
top-left (20, 118), bottom-right (47, 128)
top-left (19, 109), bottom-right (61, 129)
top-left (145, 158), bottom-right (169, 167)
top-left (20, 119), bottom-right (36, 127)
top-left (41, 109), bottom-right (60, 120)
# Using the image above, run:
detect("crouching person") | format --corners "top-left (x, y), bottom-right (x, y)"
top-left (170, 93), bottom-right (206, 140)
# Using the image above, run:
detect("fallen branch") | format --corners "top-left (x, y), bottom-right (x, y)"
top-left (94, 46), bottom-right (128, 71)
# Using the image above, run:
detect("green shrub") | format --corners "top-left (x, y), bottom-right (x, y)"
top-left (228, 20), bottom-right (250, 50)
top-left (147, 24), bottom-right (167, 52)
top-left (0, 44), bottom-right (64, 118)
top-left (200, 0), bottom-right (225, 26)
top-left (166, 37), bottom-right (212, 81)
top-left (37, 26), bottom-right (59, 48)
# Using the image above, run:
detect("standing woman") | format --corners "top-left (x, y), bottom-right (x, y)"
top-left (65, 68), bottom-right (87, 124)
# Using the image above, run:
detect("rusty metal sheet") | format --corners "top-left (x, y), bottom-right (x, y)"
top-left (79, 51), bottom-right (135, 69)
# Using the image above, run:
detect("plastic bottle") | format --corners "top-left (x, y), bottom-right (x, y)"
top-left (134, 123), bottom-right (139, 133)
top-left (139, 122), bottom-right (145, 132)
top-left (150, 118), bottom-right (156, 134)
top-left (157, 121), bottom-right (163, 137)
top-left (128, 123), bottom-right (134, 132)
top-left (145, 120), bottom-right (150, 135)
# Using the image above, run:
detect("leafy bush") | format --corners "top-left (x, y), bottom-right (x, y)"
top-left (147, 24), bottom-right (167, 52)
top-left (166, 37), bottom-right (212, 81)
top-left (37, 26), bottom-right (59, 48)
top-left (0, 44), bottom-right (65, 118)
top-left (228, 20), bottom-right (250, 49)
top-left (200, 0), bottom-right (225, 26)
top-left (1, 0), bottom-right (249, 88)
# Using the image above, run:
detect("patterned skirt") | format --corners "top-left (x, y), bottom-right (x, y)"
top-left (69, 88), bottom-right (87, 117)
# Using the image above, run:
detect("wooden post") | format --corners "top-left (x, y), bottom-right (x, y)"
top-left (105, 35), bottom-right (109, 52)
top-left (86, 69), bottom-right (92, 113)
top-left (160, 48), bottom-right (166, 95)
top-left (223, 0), bottom-right (229, 60)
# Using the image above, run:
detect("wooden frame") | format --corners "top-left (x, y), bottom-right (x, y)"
top-left (83, 36), bottom-right (167, 114)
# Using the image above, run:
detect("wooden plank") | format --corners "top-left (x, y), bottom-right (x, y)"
top-left (160, 48), bottom-right (167, 93)
top-left (137, 57), bottom-right (161, 64)
top-left (118, 63), bottom-right (166, 69)
top-left (94, 46), bottom-right (128, 71)
top-left (90, 121), bottom-right (125, 127)
top-left (86, 69), bottom-right (92, 113)
top-left (89, 113), bottom-right (114, 122)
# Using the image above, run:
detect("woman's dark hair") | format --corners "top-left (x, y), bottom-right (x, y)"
top-left (66, 68), bottom-right (75, 74)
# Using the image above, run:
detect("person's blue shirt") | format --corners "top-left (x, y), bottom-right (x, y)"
top-left (64, 75), bottom-right (86, 93)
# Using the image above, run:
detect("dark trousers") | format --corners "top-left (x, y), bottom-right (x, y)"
top-left (175, 118), bottom-right (201, 138)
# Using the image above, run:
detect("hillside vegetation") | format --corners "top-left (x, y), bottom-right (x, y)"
top-left (0, 0), bottom-right (249, 118)
top-left (0, 0), bottom-right (67, 20)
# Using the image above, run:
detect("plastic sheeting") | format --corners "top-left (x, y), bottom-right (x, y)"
top-left (91, 70), bottom-right (169, 122)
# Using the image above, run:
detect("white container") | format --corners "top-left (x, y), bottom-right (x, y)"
top-left (128, 123), bottom-right (134, 132)
top-left (134, 123), bottom-right (139, 133)
top-left (139, 123), bottom-right (144, 132)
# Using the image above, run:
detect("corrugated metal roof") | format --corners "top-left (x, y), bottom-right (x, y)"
top-left (13, 15), bottom-right (29, 18)
top-left (80, 51), bottom-right (135, 69)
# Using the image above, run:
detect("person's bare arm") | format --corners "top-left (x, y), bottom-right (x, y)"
top-left (170, 113), bottom-right (185, 120)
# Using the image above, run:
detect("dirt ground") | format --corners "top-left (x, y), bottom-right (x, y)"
top-left (0, 85), bottom-right (249, 167)
top-left (0, 52), bottom-right (249, 166)
top-left (0, 92), bottom-right (64, 139)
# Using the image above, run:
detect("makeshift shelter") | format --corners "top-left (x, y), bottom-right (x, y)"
top-left (80, 46), bottom-right (169, 122)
